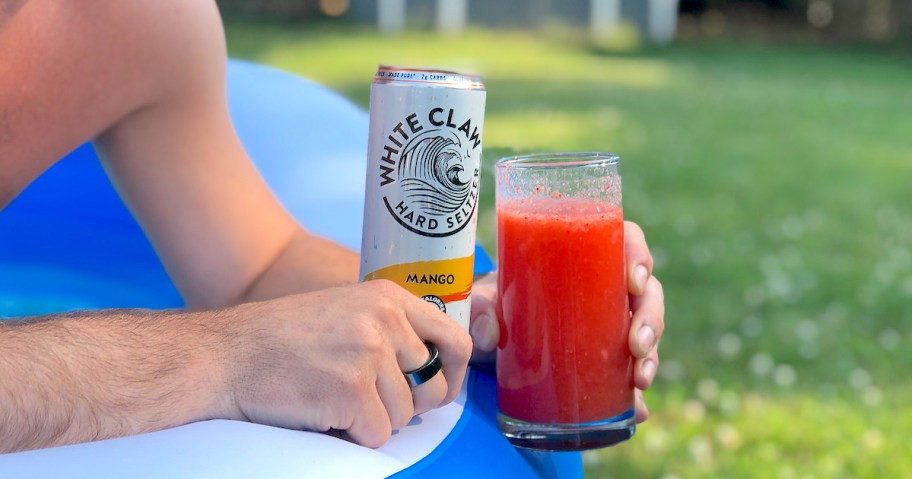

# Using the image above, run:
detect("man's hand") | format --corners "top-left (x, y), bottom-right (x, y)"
top-left (0, 280), bottom-right (471, 453)
top-left (216, 279), bottom-right (472, 448)
top-left (623, 221), bottom-right (665, 423)
top-left (468, 220), bottom-right (665, 423)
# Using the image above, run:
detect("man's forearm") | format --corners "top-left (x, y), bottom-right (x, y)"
top-left (238, 227), bottom-right (360, 304)
top-left (0, 309), bottom-right (226, 453)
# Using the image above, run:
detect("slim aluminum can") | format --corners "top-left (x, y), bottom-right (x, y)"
top-left (360, 66), bottom-right (486, 330)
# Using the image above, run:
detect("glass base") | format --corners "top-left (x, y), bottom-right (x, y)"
top-left (497, 408), bottom-right (636, 451)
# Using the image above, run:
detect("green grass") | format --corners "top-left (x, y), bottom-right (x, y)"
top-left (223, 20), bottom-right (912, 478)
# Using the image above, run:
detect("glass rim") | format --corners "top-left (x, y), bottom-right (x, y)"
top-left (496, 152), bottom-right (620, 169)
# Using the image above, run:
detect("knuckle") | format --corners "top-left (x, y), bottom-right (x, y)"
top-left (472, 279), bottom-right (497, 303)
top-left (314, 412), bottom-right (341, 433)
top-left (649, 276), bottom-right (665, 301)
top-left (625, 220), bottom-right (645, 238)
top-left (357, 327), bottom-right (388, 358)
top-left (454, 329), bottom-right (473, 363)
top-left (651, 275), bottom-right (663, 294)
top-left (653, 314), bottom-right (665, 337)
top-left (362, 294), bottom-right (408, 329)
top-left (368, 278), bottom-right (402, 297)
top-left (461, 334), bottom-right (473, 361)
top-left (351, 410), bottom-right (392, 448)
top-left (373, 303), bottom-right (402, 326)
top-left (650, 352), bottom-right (661, 367)
top-left (364, 428), bottom-right (391, 449)
top-left (315, 397), bottom-right (357, 432)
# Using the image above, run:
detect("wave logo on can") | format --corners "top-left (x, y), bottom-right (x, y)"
top-left (378, 108), bottom-right (481, 238)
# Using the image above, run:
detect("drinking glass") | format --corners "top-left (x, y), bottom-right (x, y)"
top-left (495, 152), bottom-right (634, 451)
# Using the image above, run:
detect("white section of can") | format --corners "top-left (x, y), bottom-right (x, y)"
top-left (359, 66), bottom-right (486, 331)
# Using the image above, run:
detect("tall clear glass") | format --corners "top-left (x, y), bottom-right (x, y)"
top-left (495, 152), bottom-right (634, 451)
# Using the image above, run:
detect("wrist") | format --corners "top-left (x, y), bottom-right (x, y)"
top-left (179, 308), bottom-right (242, 423)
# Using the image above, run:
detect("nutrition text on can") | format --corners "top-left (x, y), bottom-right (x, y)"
top-left (359, 65), bottom-right (487, 330)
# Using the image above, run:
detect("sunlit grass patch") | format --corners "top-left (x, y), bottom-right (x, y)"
top-left (592, 386), bottom-right (912, 479)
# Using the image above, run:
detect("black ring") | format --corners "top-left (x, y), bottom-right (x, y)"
top-left (403, 342), bottom-right (441, 388)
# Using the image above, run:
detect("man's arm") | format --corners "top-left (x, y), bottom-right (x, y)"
top-left (0, 310), bottom-right (224, 452)
top-left (89, 0), bottom-right (355, 308)
top-left (0, 281), bottom-right (472, 453)
top-left (0, 0), bottom-right (354, 306)
top-left (0, 0), bottom-right (470, 454)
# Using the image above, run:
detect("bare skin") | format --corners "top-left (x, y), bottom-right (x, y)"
top-left (0, 0), bottom-right (664, 453)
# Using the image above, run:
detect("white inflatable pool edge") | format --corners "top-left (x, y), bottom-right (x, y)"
top-left (0, 373), bottom-right (468, 479)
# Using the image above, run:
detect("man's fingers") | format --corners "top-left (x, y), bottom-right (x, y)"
top-left (634, 389), bottom-right (650, 424)
top-left (362, 280), bottom-right (469, 406)
top-left (376, 345), bottom-right (447, 431)
top-left (402, 296), bottom-right (472, 406)
top-left (355, 286), bottom-right (453, 437)
top-left (624, 221), bottom-right (654, 296)
top-left (410, 373), bottom-right (448, 416)
top-left (376, 355), bottom-right (415, 431)
top-left (346, 391), bottom-right (393, 449)
top-left (394, 340), bottom-right (448, 417)
top-left (634, 348), bottom-right (660, 391)
top-left (629, 276), bottom-right (665, 358)
top-left (393, 317), bottom-right (439, 374)
top-left (624, 221), bottom-right (661, 425)
top-left (469, 273), bottom-right (499, 354)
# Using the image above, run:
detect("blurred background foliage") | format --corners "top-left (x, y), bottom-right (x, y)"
top-left (217, 0), bottom-right (912, 43)
top-left (218, 1), bottom-right (911, 477)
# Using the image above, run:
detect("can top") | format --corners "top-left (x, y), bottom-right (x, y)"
top-left (374, 65), bottom-right (485, 91)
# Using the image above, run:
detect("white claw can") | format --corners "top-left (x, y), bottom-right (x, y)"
top-left (359, 65), bottom-right (487, 330)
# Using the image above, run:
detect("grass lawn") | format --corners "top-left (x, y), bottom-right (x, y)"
top-left (223, 19), bottom-right (912, 478)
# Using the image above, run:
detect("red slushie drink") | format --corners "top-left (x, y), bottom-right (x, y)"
top-left (495, 152), bottom-right (635, 451)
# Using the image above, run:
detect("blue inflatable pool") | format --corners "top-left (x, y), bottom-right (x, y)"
top-left (0, 60), bottom-right (580, 478)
